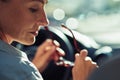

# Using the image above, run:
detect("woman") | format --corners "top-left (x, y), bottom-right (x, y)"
top-left (0, 0), bottom-right (97, 80)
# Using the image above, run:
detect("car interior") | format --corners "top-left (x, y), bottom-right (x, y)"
top-left (12, 0), bottom-right (120, 80)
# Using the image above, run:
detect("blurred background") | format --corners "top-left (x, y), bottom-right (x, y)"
top-left (45, 0), bottom-right (120, 47)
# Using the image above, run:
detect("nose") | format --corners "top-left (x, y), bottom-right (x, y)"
top-left (36, 9), bottom-right (49, 26)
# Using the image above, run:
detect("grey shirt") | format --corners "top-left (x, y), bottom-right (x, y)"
top-left (0, 40), bottom-right (43, 80)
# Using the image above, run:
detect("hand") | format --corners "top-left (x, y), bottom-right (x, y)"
top-left (72, 49), bottom-right (98, 80)
top-left (32, 39), bottom-right (65, 72)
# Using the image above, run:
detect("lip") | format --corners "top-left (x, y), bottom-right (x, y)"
top-left (30, 24), bottom-right (41, 36)
top-left (30, 31), bottom-right (39, 36)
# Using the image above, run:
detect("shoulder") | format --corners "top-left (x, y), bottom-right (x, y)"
top-left (0, 51), bottom-right (43, 80)
top-left (0, 41), bottom-right (43, 80)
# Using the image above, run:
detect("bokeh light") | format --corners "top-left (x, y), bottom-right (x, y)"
top-left (53, 8), bottom-right (65, 20)
top-left (66, 18), bottom-right (79, 29)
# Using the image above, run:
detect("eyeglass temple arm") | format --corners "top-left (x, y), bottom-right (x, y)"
top-left (61, 24), bottom-right (80, 52)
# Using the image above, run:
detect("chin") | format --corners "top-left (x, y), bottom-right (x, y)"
top-left (17, 38), bottom-right (36, 46)
top-left (24, 41), bottom-right (35, 45)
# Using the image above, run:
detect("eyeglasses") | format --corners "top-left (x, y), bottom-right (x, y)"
top-left (44, 24), bottom-right (80, 67)
top-left (61, 24), bottom-right (80, 53)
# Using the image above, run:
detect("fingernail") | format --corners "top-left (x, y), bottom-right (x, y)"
top-left (56, 48), bottom-right (65, 55)
top-left (85, 57), bottom-right (92, 61)
top-left (75, 53), bottom-right (79, 57)
top-left (82, 49), bottom-right (87, 52)
top-left (53, 40), bottom-right (60, 46)
top-left (46, 39), bottom-right (52, 42)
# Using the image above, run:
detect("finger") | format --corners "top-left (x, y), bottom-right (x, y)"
top-left (56, 47), bottom-right (65, 56)
top-left (79, 49), bottom-right (88, 60)
top-left (52, 53), bottom-right (59, 61)
top-left (74, 53), bottom-right (80, 65)
top-left (37, 39), bottom-right (53, 52)
top-left (42, 39), bottom-right (53, 47)
top-left (92, 62), bottom-right (99, 68)
top-left (53, 40), bottom-right (60, 47)
top-left (85, 56), bottom-right (92, 61)
top-left (89, 62), bottom-right (98, 73)
top-left (42, 46), bottom-right (56, 61)
top-left (52, 48), bottom-right (65, 61)
top-left (74, 49), bottom-right (88, 66)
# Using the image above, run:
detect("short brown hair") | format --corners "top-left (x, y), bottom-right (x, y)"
top-left (1, 0), bottom-right (9, 2)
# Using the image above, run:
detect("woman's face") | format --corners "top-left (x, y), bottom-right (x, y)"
top-left (0, 0), bottom-right (48, 45)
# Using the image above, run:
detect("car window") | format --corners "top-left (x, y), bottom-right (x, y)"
top-left (45, 0), bottom-right (120, 46)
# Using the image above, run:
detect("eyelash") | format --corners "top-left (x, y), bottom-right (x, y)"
top-left (29, 8), bottom-right (38, 13)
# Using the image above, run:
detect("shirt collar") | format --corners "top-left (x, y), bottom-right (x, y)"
top-left (0, 40), bottom-right (27, 58)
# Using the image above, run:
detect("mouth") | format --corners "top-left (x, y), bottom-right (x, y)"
top-left (30, 31), bottom-right (39, 36)
top-left (30, 24), bottom-right (41, 36)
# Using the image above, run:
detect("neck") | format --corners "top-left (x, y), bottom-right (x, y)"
top-left (0, 31), bottom-right (12, 44)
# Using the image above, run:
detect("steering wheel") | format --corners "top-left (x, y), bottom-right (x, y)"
top-left (11, 26), bottom-right (112, 80)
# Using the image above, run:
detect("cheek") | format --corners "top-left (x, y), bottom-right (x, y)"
top-left (11, 8), bottom-right (36, 27)
top-left (21, 8), bottom-right (36, 24)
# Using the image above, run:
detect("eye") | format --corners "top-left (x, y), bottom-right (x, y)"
top-left (29, 8), bottom-right (38, 13)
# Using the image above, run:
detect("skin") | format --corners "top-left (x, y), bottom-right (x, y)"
top-left (0, 0), bottom-right (48, 45)
top-left (0, 0), bottom-right (98, 79)
top-left (72, 50), bottom-right (98, 80)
